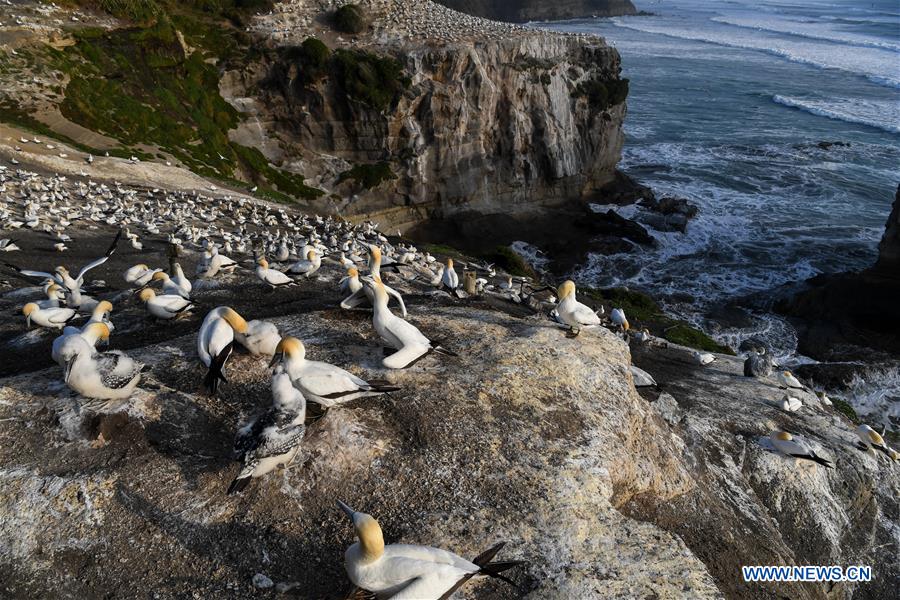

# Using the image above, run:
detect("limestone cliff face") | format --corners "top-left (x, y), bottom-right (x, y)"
top-left (225, 34), bottom-right (626, 228)
top-left (435, 0), bottom-right (639, 22)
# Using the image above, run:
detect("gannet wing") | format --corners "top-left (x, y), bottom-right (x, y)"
top-left (385, 284), bottom-right (407, 317)
top-left (572, 303), bottom-right (601, 326)
top-left (383, 344), bottom-right (430, 369)
top-left (76, 229), bottom-right (122, 282)
top-left (246, 424), bottom-right (305, 462)
top-left (96, 352), bottom-right (140, 389)
top-left (47, 309), bottom-right (76, 324)
top-left (3, 263), bottom-right (56, 281)
top-left (299, 368), bottom-right (363, 399)
top-left (340, 287), bottom-right (368, 309)
top-left (233, 412), bottom-right (275, 458)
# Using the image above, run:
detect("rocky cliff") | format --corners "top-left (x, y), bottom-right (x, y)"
top-left (435, 0), bottom-right (638, 22)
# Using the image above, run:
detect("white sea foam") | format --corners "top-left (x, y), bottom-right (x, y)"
top-left (772, 95), bottom-right (900, 134)
top-left (711, 15), bottom-right (900, 52)
top-left (509, 241), bottom-right (550, 272)
top-left (844, 365), bottom-right (900, 430)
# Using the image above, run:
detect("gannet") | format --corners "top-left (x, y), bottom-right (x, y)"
top-left (369, 277), bottom-right (455, 369)
top-left (337, 500), bottom-right (523, 599)
top-left (152, 271), bottom-right (192, 299)
top-left (5, 229), bottom-right (121, 291)
top-left (777, 370), bottom-right (807, 392)
top-left (124, 264), bottom-right (161, 287)
top-left (272, 337), bottom-right (400, 407)
top-left (228, 369), bottom-right (306, 494)
top-left (610, 308), bottom-right (630, 332)
top-left (235, 319), bottom-right (281, 357)
top-left (779, 394), bottom-right (803, 413)
top-left (554, 280), bottom-right (601, 335)
top-left (37, 283), bottom-right (65, 309)
top-left (58, 334), bottom-right (142, 400)
top-left (138, 288), bottom-right (193, 320)
top-left (769, 431), bottom-right (833, 468)
top-left (198, 307), bottom-right (248, 394)
top-left (255, 258), bottom-right (296, 287)
top-left (171, 262), bottom-right (192, 296)
top-left (51, 321), bottom-right (110, 366)
top-left (0, 239), bottom-right (20, 252)
top-left (22, 302), bottom-right (77, 330)
top-left (854, 424), bottom-right (891, 456)
top-left (288, 249), bottom-right (321, 277)
top-left (815, 391), bottom-right (833, 407)
top-left (441, 258), bottom-right (459, 290)
top-left (340, 267), bottom-right (362, 296)
top-left (88, 299), bottom-right (114, 332)
top-left (692, 350), bottom-right (716, 366)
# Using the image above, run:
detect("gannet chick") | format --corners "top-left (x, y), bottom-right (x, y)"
top-left (272, 337), bottom-right (400, 407)
top-left (51, 321), bottom-right (110, 366)
top-left (777, 370), bottom-right (807, 392)
top-left (124, 264), bottom-right (161, 287)
top-left (255, 257), bottom-right (296, 288)
top-left (340, 267), bottom-right (362, 296)
top-left (152, 271), bottom-right (192, 299)
top-left (58, 334), bottom-right (142, 400)
top-left (235, 319), bottom-right (281, 357)
top-left (610, 308), bottom-right (630, 332)
top-left (288, 249), bottom-right (321, 277)
top-left (197, 307), bottom-right (248, 394)
top-left (369, 277), bottom-right (456, 369)
top-left (441, 258), bottom-right (459, 290)
top-left (554, 280), bottom-right (601, 336)
top-left (337, 500), bottom-right (524, 599)
top-left (743, 350), bottom-right (773, 377)
top-left (227, 369), bottom-right (306, 494)
top-left (692, 350), bottom-right (716, 366)
top-left (22, 302), bottom-right (77, 330)
top-left (769, 431), bottom-right (833, 468)
top-left (138, 288), bottom-right (193, 320)
top-left (854, 424), bottom-right (891, 456)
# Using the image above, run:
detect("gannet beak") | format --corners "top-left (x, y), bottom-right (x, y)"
top-left (268, 352), bottom-right (283, 368)
top-left (64, 358), bottom-right (74, 383)
top-left (336, 500), bottom-right (356, 518)
top-left (25, 315), bottom-right (31, 329)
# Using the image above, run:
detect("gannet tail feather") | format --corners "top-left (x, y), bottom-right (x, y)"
top-left (226, 473), bottom-right (252, 495)
top-left (872, 444), bottom-right (891, 457)
top-left (437, 543), bottom-right (524, 600)
top-left (432, 341), bottom-right (457, 357)
top-left (204, 341), bottom-right (234, 396)
top-left (791, 453), bottom-right (833, 468)
top-left (364, 380), bottom-right (401, 393)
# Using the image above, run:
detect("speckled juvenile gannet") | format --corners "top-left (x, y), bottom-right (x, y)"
top-left (554, 280), bottom-right (601, 335)
top-left (58, 334), bottom-right (142, 400)
top-left (272, 337), bottom-right (400, 407)
top-left (235, 319), bottom-right (281, 357)
top-left (198, 307), bottom-right (248, 394)
top-left (227, 368), bottom-right (306, 494)
top-left (138, 288), bottom-right (193, 319)
top-left (255, 257), bottom-right (296, 287)
top-left (769, 431), bottom-right (832, 468)
top-left (854, 424), bottom-right (891, 456)
top-left (370, 277), bottom-right (456, 369)
top-left (610, 308), bottom-right (630, 332)
top-left (51, 321), bottom-right (110, 366)
top-left (337, 500), bottom-right (523, 599)
top-left (777, 370), bottom-right (807, 392)
top-left (124, 264), bottom-right (161, 287)
top-left (22, 302), bottom-right (78, 330)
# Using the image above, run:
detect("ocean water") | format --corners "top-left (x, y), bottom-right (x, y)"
top-left (537, 0), bottom-right (900, 425)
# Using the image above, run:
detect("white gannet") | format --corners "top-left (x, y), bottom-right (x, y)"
top-left (692, 350), bottom-right (716, 366)
top-left (124, 263), bottom-right (161, 287)
top-left (288, 249), bottom-right (321, 277)
top-left (37, 282), bottom-right (65, 309)
top-left (273, 337), bottom-right (400, 407)
top-left (227, 369), bottom-right (306, 494)
top-left (610, 308), bottom-right (630, 332)
top-left (340, 267), bottom-right (362, 296)
top-left (88, 300), bottom-right (115, 332)
top-left (51, 321), bottom-right (110, 366)
top-left (816, 391), bottom-right (833, 407)
top-left (441, 258), bottom-right (459, 290)
top-left (172, 262), bottom-right (193, 296)
top-left (779, 394), bottom-right (803, 413)
top-left (5, 229), bottom-right (121, 291)
top-left (152, 271), bottom-right (192, 299)
top-left (337, 500), bottom-right (523, 599)
top-left (854, 424), bottom-right (891, 456)
top-left (58, 335), bottom-right (142, 400)
top-left (255, 257), bottom-right (296, 288)
top-left (369, 277), bottom-right (455, 369)
top-left (197, 307), bottom-right (248, 394)
top-left (777, 370), bottom-right (807, 392)
top-left (341, 247), bottom-right (408, 316)
top-left (235, 319), bottom-right (281, 357)
top-left (554, 280), bottom-right (601, 335)
top-left (769, 431), bottom-right (832, 468)
top-left (138, 288), bottom-right (193, 320)
top-left (0, 239), bottom-right (20, 252)
top-left (22, 302), bottom-right (77, 330)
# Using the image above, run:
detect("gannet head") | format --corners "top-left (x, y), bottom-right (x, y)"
top-left (136, 263), bottom-right (149, 270)
top-left (55, 266), bottom-right (68, 275)
top-left (348, 267), bottom-right (359, 278)
top-left (222, 307), bottom-right (248, 334)
top-left (47, 283), bottom-right (62, 298)
top-left (772, 431), bottom-right (792, 441)
top-left (85, 321), bottom-right (111, 342)
top-left (152, 271), bottom-right (168, 282)
top-left (138, 288), bottom-right (156, 302)
top-left (782, 370), bottom-right (792, 377)
top-left (447, 258), bottom-right (454, 268)
top-left (336, 500), bottom-right (385, 562)
top-left (558, 280), bottom-right (576, 300)
top-left (270, 336), bottom-right (305, 366)
top-left (307, 249), bottom-right (316, 260)
top-left (257, 257), bottom-right (269, 269)
top-left (96, 300), bottom-right (113, 314)
top-left (22, 303), bottom-right (38, 327)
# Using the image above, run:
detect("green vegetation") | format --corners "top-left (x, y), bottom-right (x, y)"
top-left (832, 398), bottom-right (859, 424)
top-left (332, 49), bottom-right (410, 111)
top-left (337, 162), bottom-right (395, 190)
top-left (581, 287), bottom-right (734, 354)
top-left (483, 246), bottom-right (537, 279)
top-left (284, 38), bottom-right (331, 86)
top-left (333, 4), bottom-right (367, 34)
top-left (573, 77), bottom-right (629, 111)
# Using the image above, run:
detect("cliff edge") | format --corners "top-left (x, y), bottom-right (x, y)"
top-left (434, 0), bottom-right (639, 22)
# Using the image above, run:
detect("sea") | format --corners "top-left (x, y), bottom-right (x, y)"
top-left (536, 0), bottom-right (900, 427)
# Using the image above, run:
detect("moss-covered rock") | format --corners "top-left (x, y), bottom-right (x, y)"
top-left (332, 4), bottom-right (367, 34)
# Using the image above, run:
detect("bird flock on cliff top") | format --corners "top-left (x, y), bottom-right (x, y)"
top-left (1, 159), bottom-right (897, 598)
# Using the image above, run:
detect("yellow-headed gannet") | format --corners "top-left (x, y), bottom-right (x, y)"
top-left (341, 249), bottom-right (408, 317)
top-left (441, 258), bottom-right (459, 290)
top-left (227, 368), bottom-right (306, 494)
top-left (288, 249), bottom-right (321, 277)
top-left (124, 264), bottom-right (161, 287)
top-left (58, 332), bottom-right (143, 400)
top-left (272, 337), bottom-right (400, 407)
top-left (555, 280), bottom-right (601, 335)
top-left (337, 500), bottom-right (523, 599)
top-left (37, 283), bottom-right (65, 309)
top-left (255, 258), bottom-right (296, 288)
top-left (854, 424), bottom-right (891, 456)
top-left (138, 288), bottom-right (193, 320)
top-left (88, 300), bottom-right (114, 332)
top-left (171, 262), bottom-right (192, 296)
top-left (769, 431), bottom-right (832, 468)
top-left (340, 267), bottom-right (362, 296)
top-left (152, 271), bottom-right (192, 299)
top-left (198, 307), bottom-right (248, 394)
top-left (52, 321), bottom-right (110, 366)
top-left (369, 277), bottom-right (456, 369)
top-left (610, 308), bottom-right (630, 332)
top-left (22, 302), bottom-right (78, 330)
top-left (777, 370), bottom-right (807, 392)
top-left (4, 229), bottom-right (121, 291)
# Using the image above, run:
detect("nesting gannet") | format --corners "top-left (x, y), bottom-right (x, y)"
top-left (198, 307), bottom-right (248, 394)
top-left (22, 302), bottom-right (77, 330)
top-left (743, 351), bottom-right (773, 377)
top-left (369, 277), bottom-right (455, 369)
top-left (124, 264), bottom-right (161, 287)
top-left (779, 394), bottom-right (803, 413)
top-left (235, 319), bottom-right (281, 357)
top-left (171, 262), bottom-right (193, 296)
top-left (272, 337), bottom-right (400, 407)
top-left (288, 249), bottom-right (321, 277)
top-left (37, 283), bottom-right (65, 309)
top-left (769, 431), bottom-right (833, 468)
top-left (854, 424), bottom-right (891, 456)
top-left (58, 340), bottom-right (142, 401)
top-left (227, 369), bottom-right (306, 494)
top-left (634, 328), bottom-right (652, 345)
top-left (138, 288), bottom-right (193, 320)
top-left (816, 391), bottom-right (833, 407)
top-left (152, 271), bottom-right (192, 299)
top-left (51, 321), bottom-right (110, 366)
top-left (441, 258), bottom-right (459, 290)
top-left (777, 371), bottom-right (807, 392)
top-left (87, 300), bottom-right (114, 332)
top-left (255, 258), bottom-right (296, 287)
top-left (692, 350), bottom-right (716, 366)
top-left (554, 280), bottom-right (601, 335)
top-left (337, 501), bottom-right (523, 599)
top-left (610, 308), bottom-right (630, 332)
top-left (340, 267), bottom-right (362, 296)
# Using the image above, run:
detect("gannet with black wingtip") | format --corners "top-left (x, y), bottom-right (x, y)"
top-left (610, 308), bottom-right (630, 332)
top-left (555, 280), bottom-right (601, 336)
top-left (288, 249), bottom-right (321, 277)
top-left (255, 257), bottom-right (296, 288)
top-left (171, 262), bottom-right (192, 296)
top-left (441, 258), bottom-right (459, 290)
top-left (22, 302), bottom-right (78, 330)
top-left (235, 319), bottom-right (281, 357)
top-left (272, 337), bottom-right (400, 407)
top-left (58, 334), bottom-right (142, 400)
top-left (337, 500), bottom-right (524, 600)
top-left (341, 246), bottom-right (408, 316)
top-left (138, 288), bottom-right (193, 320)
top-left (854, 424), bottom-right (891, 457)
top-left (227, 368), bottom-right (306, 494)
top-left (769, 431), bottom-right (833, 468)
top-left (5, 229), bottom-right (121, 292)
top-left (51, 321), bottom-right (111, 366)
top-left (152, 271), bottom-right (191, 299)
top-left (124, 264), bottom-right (161, 287)
top-left (197, 306), bottom-right (248, 394)
top-left (369, 277), bottom-right (456, 369)
top-left (777, 370), bottom-right (807, 392)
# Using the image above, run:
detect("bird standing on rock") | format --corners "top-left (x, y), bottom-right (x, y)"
top-left (769, 431), bottom-right (833, 468)
top-left (610, 308), bottom-right (630, 332)
top-left (57, 331), bottom-right (142, 400)
top-left (854, 424), bottom-right (892, 457)
top-left (197, 307), bottom-right (248, 395)
top-left (554, 280), bottom-right (601, 336)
